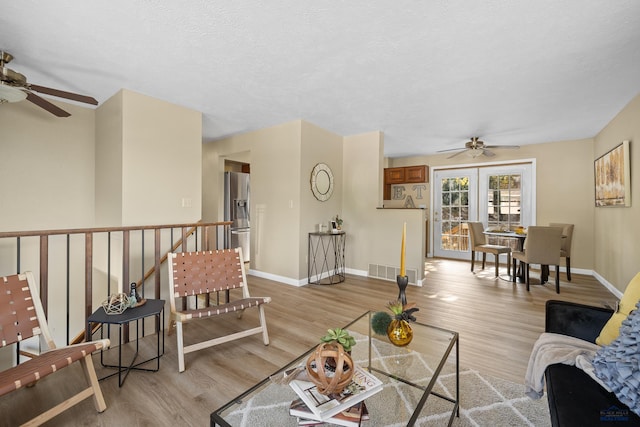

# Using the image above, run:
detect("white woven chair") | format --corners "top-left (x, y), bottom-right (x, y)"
top-left (0, 272), bottom-right (110, 426)
top-left (167, 248), bottom-right (270, 372)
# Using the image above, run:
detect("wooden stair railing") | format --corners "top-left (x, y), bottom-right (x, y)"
top-left (71, 223), bottom-right (207, 345)
top-left (0, 221), bottom-right (232, 348)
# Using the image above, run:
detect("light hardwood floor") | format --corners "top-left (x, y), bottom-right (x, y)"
top-left (0, 259), bottom-right (617, 426)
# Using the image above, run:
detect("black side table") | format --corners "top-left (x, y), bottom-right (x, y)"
top-left (308, 231), bottom-right (346, 285)
top-left (86, 298), bottom-right (165, 387)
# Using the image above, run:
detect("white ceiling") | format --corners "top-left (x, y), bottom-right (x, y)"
top-left (2, 1), bottom-right (640, 157)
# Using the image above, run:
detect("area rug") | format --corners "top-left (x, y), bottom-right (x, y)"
top-left (220, 327), bottom-right (552, 426)
top-left (222, 363), bottom-right (551, 426)
top-left (440, 368), bottom-right (551, 427)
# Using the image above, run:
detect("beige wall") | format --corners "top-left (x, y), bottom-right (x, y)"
top-left (1, 90), bottom-right (202, 349)
top-left (95, 90), bottom-right (124, 225)
top-left (389, 138), bottom-right (596, 273)
top-left (203, 120), bottom-right (349, 283)
top-left (203, 124), bottom-right (426, 284)
top-left (203, 120), bottom-right (303, 282)
top-left (593, 93), bottom-right (640, 291)
top-left (1, 98), bottom-right (96, 231)
top-left (1, 99), bottom-right (96, 360)
top-left (300, 121), bottom-right (344, 277)
top-left (95, 89), bottom-right (202, 226)
top-left (3, 87), bottom-right (639, 294)
top-left (343, 132), bottom-right (425, 283)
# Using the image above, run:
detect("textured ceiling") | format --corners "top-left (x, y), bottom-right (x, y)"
top-left (2, 1), bottom-right (640, 157)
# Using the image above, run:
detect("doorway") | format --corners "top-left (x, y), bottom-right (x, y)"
top-left (432, 162), bottom-right (535, 260)
top-left (433, 168), bottom-right (477, 259)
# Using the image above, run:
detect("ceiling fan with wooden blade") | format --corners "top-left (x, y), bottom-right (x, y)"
top-left (0, 51), bottom-right (98, 117)
top-left (437, 137), bottom-right (520, 159)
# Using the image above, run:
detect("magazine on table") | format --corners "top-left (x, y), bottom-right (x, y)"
top-left (290, 398), bottom-right (369, 426)
top-left (288, 365), bottom-right (382, 421)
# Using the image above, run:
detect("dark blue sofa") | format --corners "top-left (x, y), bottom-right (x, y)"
top-left (544, 300), bottom-right (640, 426)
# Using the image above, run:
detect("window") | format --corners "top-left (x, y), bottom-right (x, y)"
top-left (487, 174), bottom-right (521, 230)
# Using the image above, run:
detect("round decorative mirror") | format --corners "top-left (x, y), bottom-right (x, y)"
top-left (310, 163), bottom-right (334, 201)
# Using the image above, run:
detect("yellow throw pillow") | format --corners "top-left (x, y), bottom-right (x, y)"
top-left (596, 272), bottom-right (640, 345)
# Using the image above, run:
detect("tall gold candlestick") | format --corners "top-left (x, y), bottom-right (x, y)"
top-left (400, 222), bottom-right (406, 277)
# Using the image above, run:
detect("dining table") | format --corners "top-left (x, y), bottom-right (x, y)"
top-left (483, 230), bottom-right (527, 251)
top-left (483, 228), bottom-right (564, 284)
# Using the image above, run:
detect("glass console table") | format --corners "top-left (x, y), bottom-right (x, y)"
top-left (211, 311), bottom-right (459, 426)
top-left (308, 231), bottom-right (346, 285)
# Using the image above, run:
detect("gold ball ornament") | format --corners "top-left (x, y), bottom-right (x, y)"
top-left (305, 342), bottom-right (354, 394)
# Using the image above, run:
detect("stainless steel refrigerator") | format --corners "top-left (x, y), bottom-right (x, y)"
top-left (224, 171), bottom-right (250, 261)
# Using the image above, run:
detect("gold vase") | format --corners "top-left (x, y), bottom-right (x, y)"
top-left (387, 318), bottom-right (413, 346)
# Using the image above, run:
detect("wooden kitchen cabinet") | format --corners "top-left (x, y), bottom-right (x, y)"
top-left (383, 165), bottom-right (428, 200)
top-left (405, 165), bottom-right (427, 183)
top-left (384, 167), bottom-right (405, 184)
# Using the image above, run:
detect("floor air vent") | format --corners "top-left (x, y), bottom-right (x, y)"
top-left (367, 264), bottom-right (417, 285)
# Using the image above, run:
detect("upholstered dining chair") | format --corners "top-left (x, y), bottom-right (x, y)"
top-left (512, 226), bottom-right (563, 293)
top-left (549, 223), bottom-right (574, 281)
top-left (467, 222), bottom-right (511, 277)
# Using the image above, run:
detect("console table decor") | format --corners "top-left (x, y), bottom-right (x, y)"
top-left (308, 231), bottom-right (346, 285)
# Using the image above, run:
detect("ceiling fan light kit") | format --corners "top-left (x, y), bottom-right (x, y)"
top-left (0, 50), bottom-right (98, 116)
top-left (0, 83), bottom-right (27, 103)
top-left (438, 137), bottom-right (520, 159)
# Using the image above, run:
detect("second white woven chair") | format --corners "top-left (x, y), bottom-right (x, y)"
top-left (167, 248), bottom-right (270, 372)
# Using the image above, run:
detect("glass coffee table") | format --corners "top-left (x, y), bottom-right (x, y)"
top-left (211, 311), bottom-right (459, 426)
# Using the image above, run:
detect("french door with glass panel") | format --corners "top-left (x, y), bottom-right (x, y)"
top-left (478, 164), bottom-right (533, 232)
top-left (433, 169), bottom-right (477, 259)
top-left (433, 164), bottom-right (533, 260)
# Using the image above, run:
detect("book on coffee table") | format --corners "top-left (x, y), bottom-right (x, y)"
top-left (288, 365), bottom-right (382, 421)
top-left (290, 398), bottom-right (369, 426)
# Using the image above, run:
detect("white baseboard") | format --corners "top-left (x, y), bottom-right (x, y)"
top-left (248, 269), bottom-right (306, 287)
top-left (250, 264), bottom-right (621, 299)
top-left (592, 270), bottom-right (623, 299)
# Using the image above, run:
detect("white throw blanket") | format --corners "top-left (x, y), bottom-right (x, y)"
top-left (525, 332), bottom-right (602, 399)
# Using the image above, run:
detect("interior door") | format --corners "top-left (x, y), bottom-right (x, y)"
top-left (433, 169), bottom-right (477, 259)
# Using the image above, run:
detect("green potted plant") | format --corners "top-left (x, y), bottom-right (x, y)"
top-left (334, 214), bottom-right (343, 230)
top-left (320, 327), bottom-right (356, 353)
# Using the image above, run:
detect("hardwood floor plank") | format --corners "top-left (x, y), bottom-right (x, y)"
top-left (0, 259), bottom-right (617, 426)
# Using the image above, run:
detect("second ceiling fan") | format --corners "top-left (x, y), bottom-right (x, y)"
top-left (438, 137), bottom-right (520, 159)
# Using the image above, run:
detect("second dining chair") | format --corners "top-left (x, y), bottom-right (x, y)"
top-left (549, 223), bottom-right (574, 281)
top-left (512, 226), bottom-right (563, 293)
top-left (467, 222), bottom-right (511, 277)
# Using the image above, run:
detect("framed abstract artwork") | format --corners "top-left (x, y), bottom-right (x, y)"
top-left (594, 140), bottom-right (631, 207)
